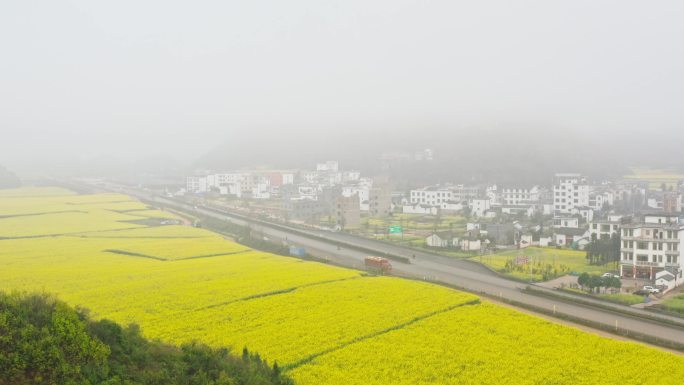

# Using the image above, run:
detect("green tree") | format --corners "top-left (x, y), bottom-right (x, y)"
top-left (0, 291), bottom-right (294, 385)
top-left (578, 272), bottom-right (590, 289)
top-left (0, 292), bottom-right (109, 385)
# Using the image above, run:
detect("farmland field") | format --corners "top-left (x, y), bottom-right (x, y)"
top-left (472, 247), bottom-right (614, 281)
top-left (625, 167), bottom-right (684, 189)
top-left (289, 303), bottom-right (682, 385)
top-left (1, 187), bottom-right (684, 384)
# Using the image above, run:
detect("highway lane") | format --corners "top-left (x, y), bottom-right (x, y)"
top-left (100, 184), bottom-right (684, 347)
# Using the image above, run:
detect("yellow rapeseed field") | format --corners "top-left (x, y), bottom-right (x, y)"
top-left (290, 303), bottom-right (684, 385)
top-left (1, 187), bottom-right (684, 385)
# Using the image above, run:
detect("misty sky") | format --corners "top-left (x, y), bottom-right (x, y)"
top-left (1, 1), bottom-right (683, 171)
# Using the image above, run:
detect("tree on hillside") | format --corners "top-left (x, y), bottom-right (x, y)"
top-left (0, 292), bottom-right (293, 385)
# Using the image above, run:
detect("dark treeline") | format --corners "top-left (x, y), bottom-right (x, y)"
top-left (585, 233), bottom-right (621, 266)
top-left (0, 292), bottom-right (293, 385)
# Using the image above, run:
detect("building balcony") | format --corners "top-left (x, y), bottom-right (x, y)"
top-left (620, 260), bottom-right (664, 268)
top-left (622, 236), bottom-right (679, 242)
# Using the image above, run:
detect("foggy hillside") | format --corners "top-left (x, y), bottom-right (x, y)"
top-left (195, 125), bottom-right (681, 186)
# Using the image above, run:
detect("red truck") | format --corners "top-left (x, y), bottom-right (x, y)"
top-left (364, 256), bottom-right (392, 274)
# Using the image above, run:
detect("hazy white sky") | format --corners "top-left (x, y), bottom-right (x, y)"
top-left (1, 1), bottom-right (683, 170)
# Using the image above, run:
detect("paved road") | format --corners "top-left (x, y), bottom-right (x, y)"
top-left (98, 183), bottom-right (684, 348)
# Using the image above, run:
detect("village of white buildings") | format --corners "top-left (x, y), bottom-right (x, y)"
top-left (183, 151), bottom-right (683, 293)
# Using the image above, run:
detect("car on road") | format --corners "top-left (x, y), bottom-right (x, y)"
top-left (642, 285), bottom-right (660, 294)
top-left (601, 273), bottom-right (620, 279)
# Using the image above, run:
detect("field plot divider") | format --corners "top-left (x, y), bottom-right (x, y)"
top-left (197, 276), bottom-right (364, 311)
top-left (284, 298), bottom-right (481, 371)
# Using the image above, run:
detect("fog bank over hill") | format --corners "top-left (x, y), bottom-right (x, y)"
top-left (196, 125), bottom-right (683, 185)
top-left (1, 1), bottom-right (683, 179)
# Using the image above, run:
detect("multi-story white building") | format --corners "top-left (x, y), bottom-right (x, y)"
top-left (316, 161), bottom-right (339, 172)
top-left (553, 173), bottom-right (590, 215)
top-left (620, 213), bottom-right (684, 282)
top-left (186, 173), bottom-right (250, 195)
top-left (186, 176), bottom-right (208, 193)
top-left (589, 215), bottom-right (623, 240)
top-left (500, 186), bottom-right (540, 205)
top-left (410, 184), bottom-right (483, 207)
top-left (342, 170), bottom-right (361, 182)
top-left (451, 184), bottom-right (483, 202)
top-left (410, 186), bottom-right (453, 206)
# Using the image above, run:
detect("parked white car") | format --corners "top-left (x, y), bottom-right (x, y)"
top-left (642, 285), bottom-right (660, 294)
top-left (601, 273), bottom-right (620, 279)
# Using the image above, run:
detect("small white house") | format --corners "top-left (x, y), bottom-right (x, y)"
top-left (470, 198), bottom-right (491, 217)
top-left (466, 222), bottom-right (481, 231)
top-left (539, 236), bottom-right (552, 247)
top-left (403, 203), bottom-right (438, 215)
top-left (519, 234), bottom-right (534, 248)
top-left (577, 207), bottom-right (594, 222)
top-left (426, 232), bottom-right (458, 248)
top-left (462, 239), bottom-right (482, 252)
top-left (553, 217), bottom-right (579, 229)
top-left (440, 201), bottom-right (464, 213)
top-left (655, 270), bottom-right (677, 293)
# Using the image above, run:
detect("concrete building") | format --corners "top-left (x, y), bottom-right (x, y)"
top-left (553, 173), bottom-right (590, 215)
top-left (500, 204), bottom-right (536, 218)
top-left (369, 177), bottom-right (392, 217)
top-left (451, 184), bottom-right (483, 202)
top-left (589, 215), bottom-right (622, 240)
top-left (500, 186), bottom-right (540, 205)
top-left (186, 176), bottom-right (208, 193)
top-left (282, 198), bottom-right (327, 223)
top-left (316, 161), bottom-right (339, 172)
top-left (403, 203), bottom-right (439, 215)
top-left (470, 198), bottom-right (491, 217)
top-left (619, 213), bottom-right (684, 282)
top-left (335, 194), bottom-right (360, 229)
top-left (410, 186), bottom-right (453, 206)
top-left (553, 217), bottom-right (579, 229)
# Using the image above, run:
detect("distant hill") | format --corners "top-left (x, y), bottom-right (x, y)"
top-left (194, 126), bottom-right (634, 186)
top-left (0, 164), bottom-right (21, 189)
